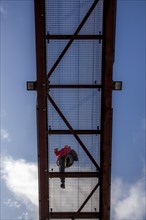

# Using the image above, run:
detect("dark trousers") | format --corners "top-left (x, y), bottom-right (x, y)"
top-left (59, 157), bottom-right (65, 184)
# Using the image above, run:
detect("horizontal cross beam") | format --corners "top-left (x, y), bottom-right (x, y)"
top-left (48, 84), bottom-right (102, 89)
top-left (46, 34), bottom-right (103, 40)
top-left (49, 172), bottom-right (99, 178)
top-left (49, 212), bottom-right (100, 219)
top-left (48, 130), bottom-right (101, 135)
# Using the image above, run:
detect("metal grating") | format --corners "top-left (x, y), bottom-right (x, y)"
top-left (45, 0), bottom-right (103, 35)
top-left (45, 1), bottom-right (102, 218)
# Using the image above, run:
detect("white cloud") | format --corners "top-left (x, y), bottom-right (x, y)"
top-left (17, 212), bottom-right (29, 220)
top-left (0, 4), bottom-right (8, 17)
top-left (1, 155), bottom-right (146, 219)
top-left (1, 156), bottom-right (38, 218)
top-left (1, 129), bottom-right (11, 142)
top-left (111, 174), bottom-right (146, 219)
top-left (1, 155), bottom-right (100, 215)
top-left (4, 198), bottom-right (21, 208)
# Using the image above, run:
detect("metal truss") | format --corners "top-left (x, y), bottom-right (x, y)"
top-left (34, 0), bottom-right (117, 219)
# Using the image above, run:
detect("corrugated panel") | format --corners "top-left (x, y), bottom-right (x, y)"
top-left (49, 178), bottom-right (99, 212)
top-left (46, 0), bottom-right (103, 35)
top-left (48, 89), bottom-right (101, 129)
top-left (46, 40), bottom-right (102, 84)
top-left (46, 0), bottom-right (103, 84)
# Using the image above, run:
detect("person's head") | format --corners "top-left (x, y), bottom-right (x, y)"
top-left (64, 145), bottom-right (69, 148)
top-left (54, 148), bottom-right (58, 153)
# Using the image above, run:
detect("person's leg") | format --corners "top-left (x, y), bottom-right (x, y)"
top-left (59, 157), bottom-right (65, 188)
top-left (65, 154), bottom-right (74, 167)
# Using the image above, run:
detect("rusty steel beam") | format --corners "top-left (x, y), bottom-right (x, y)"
top-left (48, 94), bottom-right (100, 170)
top-left (47, 0), bottom-right (99, 79)
top-left (100, 0), bottom-right (117, 220)
top-left (46, 34), bottom-right (103, 40)
top-left (49, 172), bottom-right (99, 178)
top-left (48, 129), bottom-right (101, 135)
top-left (34, 0), bottom-right (49, 219)
top-left (50, 212), bottom-right (100, 219)
top-left (48, 84), bottom-right (102, 89)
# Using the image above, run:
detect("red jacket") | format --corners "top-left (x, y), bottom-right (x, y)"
top-left (55, 146), bottom-right (71, 159)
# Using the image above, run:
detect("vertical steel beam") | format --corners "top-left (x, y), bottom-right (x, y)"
top-left (35, 0), bottom-right (49, 219)
top-left (100, 0), bottom-right (117, 219)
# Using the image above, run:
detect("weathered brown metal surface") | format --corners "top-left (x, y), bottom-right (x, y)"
top-left (50, 212), bottom-right (100, 219)
top-left (46, 34), bottom-right (103, 40)
top-left (35, 0), bottom-right (49, 219)
top-left (48, 84), bottom-right (102, 89)
top-left (49, 172), bottom-right (99, 178)
top-left (48, 130), bottom-right (101, 135)
top-left (100, 0), bottom-right (117, 219)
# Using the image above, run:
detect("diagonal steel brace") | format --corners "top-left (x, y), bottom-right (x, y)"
top-left (73, 182), bottom-right (100, 219)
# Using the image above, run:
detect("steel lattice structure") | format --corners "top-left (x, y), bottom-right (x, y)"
top-left (34, 0), bottom-right (117, 219)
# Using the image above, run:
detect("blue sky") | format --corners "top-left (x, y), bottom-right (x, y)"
top-left (0, 0), bottom-right (146, 219)
top-left (112, 0), bottom-right (146, 182)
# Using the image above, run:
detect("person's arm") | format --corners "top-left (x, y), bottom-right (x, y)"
top-left (54, 148), bottom-right (60, 157)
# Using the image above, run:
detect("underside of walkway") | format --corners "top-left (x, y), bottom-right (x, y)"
top-left (35, 0), bottom-right (117, 219)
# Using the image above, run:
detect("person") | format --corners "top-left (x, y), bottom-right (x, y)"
top-left (54, 145), bottom-right (78, 189)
